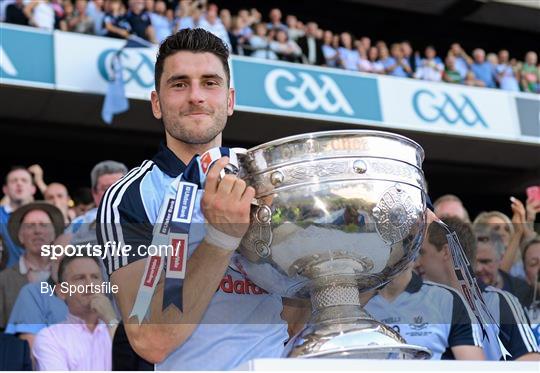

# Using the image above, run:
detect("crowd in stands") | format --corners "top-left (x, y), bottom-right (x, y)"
top-left (1, 0), bottom-right (539, 93)
top-left (0, 161), bottom-right (539, 368)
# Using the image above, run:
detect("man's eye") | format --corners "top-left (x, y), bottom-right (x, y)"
top-left (205, 81), bottom-right (218, 86)
top-left (173, 82), bottom-right (187, 88)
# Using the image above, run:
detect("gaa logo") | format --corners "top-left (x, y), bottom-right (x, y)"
top-left (98, 48), bottom-right (154, 88)
top-left (264, 68), bottom-right (354, 115)
top-left (412, 89), bottom-right (488, 127)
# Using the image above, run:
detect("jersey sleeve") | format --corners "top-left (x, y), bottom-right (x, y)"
top-left (497, 290), bottom-right (539, 359)
top-left (448, 289), bottom-right (483, 348)
top-left (96, 162), bottom-right (154, 275)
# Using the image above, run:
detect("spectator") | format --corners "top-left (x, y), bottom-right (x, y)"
top-left (236, 8), bottom-right (253, 39)
top-left (70, 187), bottom-right (94, 217)
top-left (250, 7), bottom-right (261, 24)
top-left (443, 55), bottom-right (463, 84)
top-left (357, 45), bottom-right (371, 73)
top-left (0, 0), bottom-right (16, 22)
top-left (401, 41), bottom-right (418, 74)
top-left (415, 45), bottom-right (444, 82)
top-left (366, 46), bottom-right (384, 74)
top-left (471, 48), bottom-right (496, 88)
top-left (495, 50), bottom-right (520, 91)
top-left (86, 0), bottom-right (106, 36)
top-left (63, 161), bottom-right (127, 251)
top-left (219, 9), bottom-right (239, 54)
top-left (4, 259), bottom-right (68, 348)
top-left (297, 22), bottom-right (325, 66)
top-left (360, 36), bottom-right (371, 52)
top-left (337, 32), bottom-right (359, 71)
top-left (125, 0), bottom-right (156, 43)
top-left (249, 23), bottom-right (277, 60)
top-left (175, 0), bottom-right (202, 31)
top-left (266, 8), bottom-right (286, 31)
top-left (32, 255), bottom-right (116, 370)
top-left (149, 0), bottom-right (172, 43)
top-left (521, 51), bottom-right (540, 93)
top-left (271, 28), bottom-right (301, 63)
top-left (448, 42), bottom-right (472, 80)
top-left (523, 237), bottom-right (540, 303)
top-left (384, 43), bottom-right (412, 78)
top-left (63, 0), bottom-right (95, 34)
top-left (417, 216), bottom-right (539, 360)
top-left (474, 227), bottom-right (533, 307)
top-left (0, 167), bottom-right (36, 268)
top-left (474, 202), bottom-right (536, 280)
top-left (44, 183), bottom-right (74, 226)
top-left (5, 0), bottom-right (28, 26)
top-left (199, 3), bottom-right (231, 50)
top-left (24, 0), bottom-right (55, 31)
top-left (103, 0), bottom-right (131, 39)
top-left (463, 70), bottom-right (485, 87)
top-left (321, 30), bottom-right (338, 68)
top-left (285, 14), bottom-right (304, 41)
top-left (58, 0), bottom-right (75, 31)
top-left (0, 202), bottom-right (64, 330)
top-left (433, 194), bottom-right (470, 222)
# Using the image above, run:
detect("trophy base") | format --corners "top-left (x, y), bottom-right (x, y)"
top-left (286, 315), bottom-right (431, 359)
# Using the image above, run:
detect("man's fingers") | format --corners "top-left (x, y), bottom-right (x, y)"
top-left (240, 186), bottom-right (256, 205)
top-left (230, 178), bottom-right (247, 201)
top-left (217, 174), bottom-right (237, 195)
top-left (205, 157), bottom-right (229, 194)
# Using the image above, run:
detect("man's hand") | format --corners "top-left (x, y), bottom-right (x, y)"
top-left (201, 157), bottom-right (255, 239)
top-left (90, 294), bottom-right (117, 324)
top-left (526, 196), bottom-right (540, 224)
top-left (511, 196), bottom-right (527, 237)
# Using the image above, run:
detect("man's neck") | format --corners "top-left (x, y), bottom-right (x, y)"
top-left (24, 252), bottom-right (50, 270)
top-left (9, 198), bottom-right (27, 211)
top-left (379, 269), bottom-right (412, 302)
top-left (71, 310), bottom-right (100, 332)
top-left (166, 133), bottom-right (222, 165)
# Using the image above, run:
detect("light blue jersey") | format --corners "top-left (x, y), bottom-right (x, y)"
top-left (97, 144), bottom-right (288, 370)
top-left (365, 273), bottom-right (483, 360)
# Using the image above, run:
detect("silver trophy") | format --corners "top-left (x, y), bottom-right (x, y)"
top-left (236, 130), bottom-right (431, 359)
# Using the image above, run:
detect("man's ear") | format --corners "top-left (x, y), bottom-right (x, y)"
top-left (441, 243), bottom-right (451, 261)
top-left (151, 90), bottom-right (162, 120)
top-left (2, 185), bottom-right (7, 196)
top-left (227, 87), bottom-right (235, 116)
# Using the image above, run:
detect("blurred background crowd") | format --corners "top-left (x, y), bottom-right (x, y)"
top-left (1, 0), bottom-right (539, 93)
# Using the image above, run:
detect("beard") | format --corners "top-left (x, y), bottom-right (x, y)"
top-left (162, 103), bottom-right (228, 145)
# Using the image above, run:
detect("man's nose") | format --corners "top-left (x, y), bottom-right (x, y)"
top-left (188, 83), bottom-right (205, 105)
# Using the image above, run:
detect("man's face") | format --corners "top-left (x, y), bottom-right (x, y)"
top-left (92, 173), bottom-right (124, 206)
top-left (474, 50), bottom-right (485, 63)
top-left (44, 183), bottom-right (70, 213)
top-left (486, 216), bottom-right (510, 247)
top-left (18, 210), bottom-right (56, 255)
top-left (524, 243), bottom-right (540, 287)
top-left (434, 200), bottom-right (467, 221)
top-left (3, 169), bottom-right (36, 205)
top-left (391, 45), bottom-right (403, 59)
top-left (59, 258), bottom-right (103, 311)
top-left (151, 51), bottom-right (234, 146)
top-left (475, 242), bottom-right (500, 286)
top-left (270, 9), bottom-right (281, 22)
top-left (416, 238), bottom-right (447, 283)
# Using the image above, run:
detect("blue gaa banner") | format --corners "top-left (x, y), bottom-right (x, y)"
top-left (232, 57), bottom-right (382, 123)
top-left (0, 24), bottom-right (54, 87)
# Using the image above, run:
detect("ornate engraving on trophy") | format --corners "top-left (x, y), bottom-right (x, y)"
top-left (288, 162), bottom-right (348, 180)
top-left (373, 184), bottom-right (417, 245)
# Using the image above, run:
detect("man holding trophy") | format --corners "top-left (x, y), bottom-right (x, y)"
top-left (97, 28), bottom-right (499, 369)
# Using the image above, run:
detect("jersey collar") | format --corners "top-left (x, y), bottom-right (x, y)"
top-left (404, 272), bottom-right (424, 294)
top-left (152, 142), bottom-right (187, 178)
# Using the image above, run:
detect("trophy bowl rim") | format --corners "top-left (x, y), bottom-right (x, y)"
top-left (246, 129), bottom-right (425, 162)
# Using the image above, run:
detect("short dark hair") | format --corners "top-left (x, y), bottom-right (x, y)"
top-left (57, 254), bottom-right (101, 284)
top-left (154, 28), bottom-right (230, 92)
top-left (427, 216), bottom-right (477, 264)
top-left (4, 166), bottom-right (32, 185)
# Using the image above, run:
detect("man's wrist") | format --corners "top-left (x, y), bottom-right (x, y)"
top-left (204, 224), bottom-right (242, 252)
